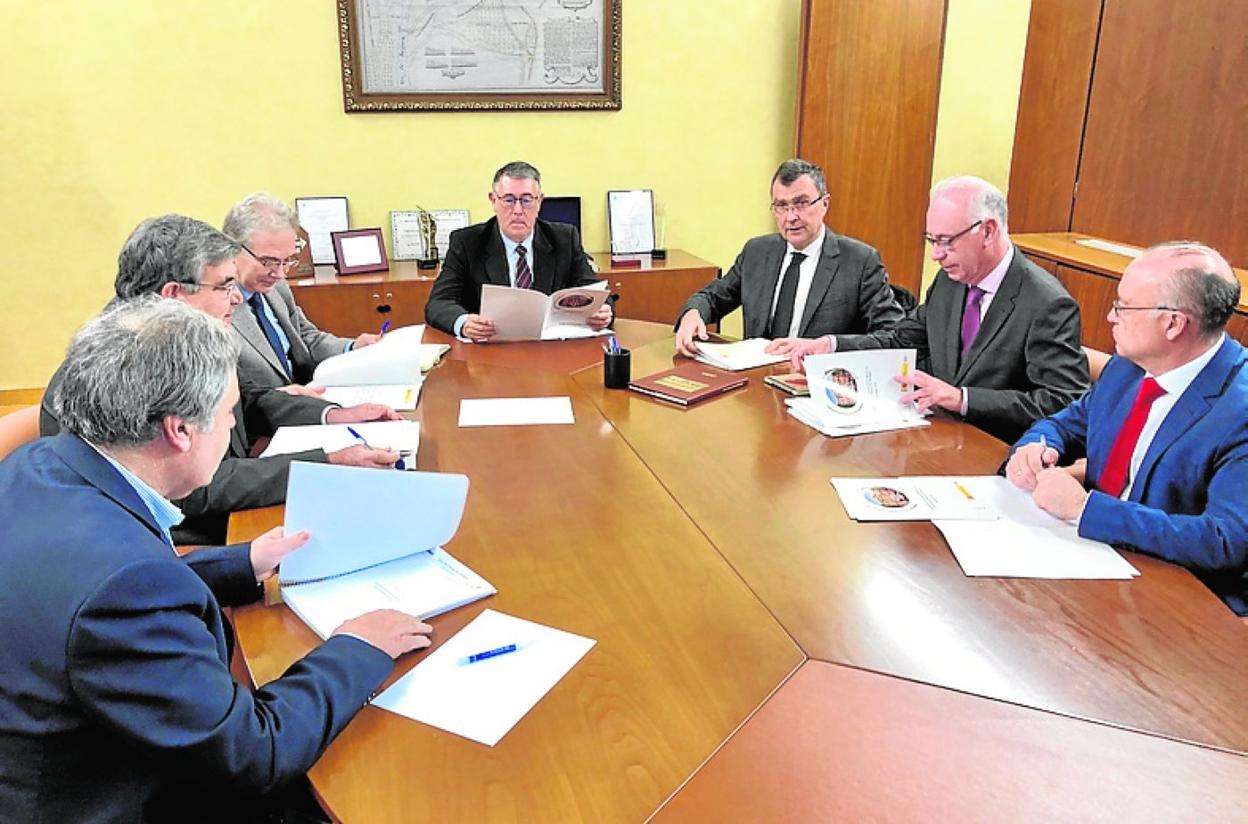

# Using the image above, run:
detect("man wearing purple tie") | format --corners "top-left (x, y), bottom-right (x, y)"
top-left (773, 176), bottom-right (1089, 442)
top-left (424, 161), bottom-right (613, 342)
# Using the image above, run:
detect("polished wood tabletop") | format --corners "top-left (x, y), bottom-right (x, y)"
top-left (570, 337), bottom-right (1248, 754)
top-left (229, 322), bottom-right (1247, 821)
top-left (653, 661), bottom-right (1248, 822)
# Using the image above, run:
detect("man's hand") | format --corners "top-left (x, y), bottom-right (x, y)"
top-left (327, 444), bottom-right (400, 468)
top-left (896, 369), bottom-right (961, 414)
top-left (250, 526), bottom-right (311, 582)
top-left (1032, 467), bottom-right (1090, 521)
top-left (766, 336), bottom-right (832, 372)
top-left (462, 314), bottom-right (497, 342)
top-left (586, 302), bottom-right (613, 331)
top-left (1005, 441), bottom-right (1060, 491)
top-left (325, 403), bottom-right (403, 424)
top-left (277, 384), bottom-right (325, 398)
top-left (353, 332), bottom-right (383, 349)
top-left (333, 610), bottom-right (434, 659)
top-left (674, 310), bottom-right (708, 357)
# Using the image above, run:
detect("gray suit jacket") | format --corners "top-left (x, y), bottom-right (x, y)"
top-left (837, 249), bottom-right (1090, 443)
top-left (677, 230), bottom-right (904, 338)
top-left (235, 280), bottom-right (350, 388)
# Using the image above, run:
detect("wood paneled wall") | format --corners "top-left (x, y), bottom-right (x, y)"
top-left (795, 0), bottom-right (947, 293)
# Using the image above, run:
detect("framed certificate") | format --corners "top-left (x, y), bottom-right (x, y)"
top-left (390, 210), bottom-right (428, 261)
top-left (428, 209), bottom-right (471, 259)
top-left (607, 189), bottom-right (655, 255)
top-left (331, 228), bottom-right (389, 275)
top-left (295, 196), bottom-right (350, 264)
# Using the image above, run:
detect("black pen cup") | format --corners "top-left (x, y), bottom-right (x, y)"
top-left (603, 348), bottom-right (632, 389)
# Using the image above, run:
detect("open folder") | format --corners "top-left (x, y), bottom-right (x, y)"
top-left (309, 324), bottom-right (449, 409)
top-left (279, 462), bottom-right (496, 638)
top-left (479, 283), bottom-right (610, 341)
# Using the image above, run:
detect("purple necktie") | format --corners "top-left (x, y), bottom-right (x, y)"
top-left (515, 245), bottom-right (533, 290)
top-left (959, 286), bottom-right (985, 363)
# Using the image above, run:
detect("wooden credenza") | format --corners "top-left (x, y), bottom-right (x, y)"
top-left (286, 250), bottom-right (719, 337)
top-left (1014, 232), bottom-right (1248, 352)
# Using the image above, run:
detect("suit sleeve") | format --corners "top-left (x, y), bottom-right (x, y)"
top-left (963, 293), bottom-right (1089, 437)
top-left (425, 228), bottom-right (474, 335)
top-left (1008, 384), bottom-right (1094, 462)
top-left (280, 285), bottom-right (351, 363)
top-left (173, 449), bottom-right (326, 520)
top-left (241, 387), bottom-right (331, 438)
top-left (68, 558), bottom-right (393, 796)
top-left (836, 303), bottom-right (931, 353)
top-left (675, 245), bottom-right (746, 328)
top-left (181, 543), bottom-right (261, 608)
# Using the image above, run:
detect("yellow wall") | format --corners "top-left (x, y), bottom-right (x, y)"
top-left (924, 0), bottom-right (1032, 292)
top-left (1, 1), bottom-right (802, 388)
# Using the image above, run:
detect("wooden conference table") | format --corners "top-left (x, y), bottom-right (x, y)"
top-left (229, 321), bottom-right (1248, 822)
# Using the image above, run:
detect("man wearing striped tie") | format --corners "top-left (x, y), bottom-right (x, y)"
top-left (424, 161), bottom-right (612, 342)
top-left (1006, 242), bottom-right (1248, 617)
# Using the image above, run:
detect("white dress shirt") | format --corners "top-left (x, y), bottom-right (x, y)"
top-left (769, 228), bottom-right (825, 338)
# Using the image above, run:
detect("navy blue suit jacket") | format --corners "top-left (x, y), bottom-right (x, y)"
top-left (0, 433), bottom-right (393, 822)
top-left (1014, 336), bottom-right (1248, 615)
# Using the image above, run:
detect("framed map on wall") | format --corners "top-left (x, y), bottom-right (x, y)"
top-left (337, 0), bottom-right (621, 112)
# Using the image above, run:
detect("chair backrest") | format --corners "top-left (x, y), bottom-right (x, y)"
top-left (0, 405), bottom-right (41, 462)
top-left (1082, 346), bottom-right (1112, 383)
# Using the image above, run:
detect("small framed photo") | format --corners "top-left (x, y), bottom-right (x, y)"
top-left (331, 228), bottom-right (389, 274)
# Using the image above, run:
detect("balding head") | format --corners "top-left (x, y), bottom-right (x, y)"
top-left (925, 175), bottom-right (1011, 284)
top-left (1147, 242), bottom-right (1240, 337)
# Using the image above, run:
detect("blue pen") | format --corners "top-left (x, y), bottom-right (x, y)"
top-left (608, 335), bottom-right (619, 354)
top-left (347, 426), bottom-right (404, 470)
top-left (380, 319), bottom-right (391, 334)
top-left (460, 643), bottom-right (519, 665)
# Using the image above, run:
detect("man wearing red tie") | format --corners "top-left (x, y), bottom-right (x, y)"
top-left (1006, 242), bottom-right (1248, 616)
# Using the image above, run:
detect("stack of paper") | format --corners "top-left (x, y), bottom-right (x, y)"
top-left (320, 379), bottom-right (423, 411)
top-left (693, 339), bottom-right (789, 371)
top-left (260, 420), bottom-right (421, 469)
top-left (789, 350), bottom-right (928, 437)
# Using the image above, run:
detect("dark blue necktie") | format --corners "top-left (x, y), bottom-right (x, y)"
top-left (248, 293), bottom-right (291, 378)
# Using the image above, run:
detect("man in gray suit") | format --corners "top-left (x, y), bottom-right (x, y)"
top-left (225, 192), bottom-right (388, 389)
top-left (674, 158), bottom-right (903, 356)
top-left (778, 176), bottom-right (1090, 443)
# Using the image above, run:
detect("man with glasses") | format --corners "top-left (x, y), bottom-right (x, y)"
top-left (226, 192), bottom-right (388, 388)
top-left (1005, 242), bottom-right (1247, 616)
top-left (424, 161), bottom-right (612, 341)
top-left (674, 158), bottom-right (903, 357)
top-left (778, 175), bottom-right (1089, 442)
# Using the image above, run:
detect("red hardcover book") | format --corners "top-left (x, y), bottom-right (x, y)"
top-left (628, 363), bottom-right (748, 407)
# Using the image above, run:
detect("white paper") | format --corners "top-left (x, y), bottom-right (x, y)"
top-left (371, 609), bottom-right (596, 746)
top-left (319, 382), bottom-right (423, 411)
top-left (607, 189), bottom-right (655, 254)
top-left (479, 283), bottom-right (609, 341)
top-left (429, 209), bottom-right (471, 258)
top-left (458, 397), bottom-right (575, 427)
top-left (339, 234), bottom-right (383, 267)
top-left (788, 350), bottom-right (929, 435)
top-left (693, 339), bottom-right (789, 371)
top-left (786, 398), bottom-right (930, 438)
top-left (281, 462), bottom-right (468, 582)
top-left (295, 197), bottom-right (349, 264)
top-left (310, 324), bottom-right (425, 387)
top-left (830, 476), bottom-right (1002, 522)
top-left (1074, 237), bottom-right (1142, 259)
top-left (390, 210), bottom-right (428, 261)
top-left (260, 421), bottom-right (421, 469)
top-left (935, 520), bottom-right (1139, 580)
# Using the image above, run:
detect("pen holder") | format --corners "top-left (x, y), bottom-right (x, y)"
top-left (603, 348), bottom-right (632, 389)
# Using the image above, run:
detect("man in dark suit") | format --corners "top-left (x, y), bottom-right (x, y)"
top-left (780, 176), bottom-right (1089, 443)
top-left (424, 161), bottom-right (612, 341)
top-left (674, 158), bottom-right (903, 356)
top-left (40, 215), bottom-right (400, 544)
top-left (1006, 242), bottom-right (1247, 615)
top-left (2, 298), bottom-right (433, 822)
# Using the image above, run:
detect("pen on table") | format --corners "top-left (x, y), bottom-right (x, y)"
top-left (953, 480), bottom-right (975, 501)
top-left (380, 319), bottom-right (391, 335)
top-left (347, 425), bottom-right (404, 470)
top-left (459, 643), bottom-right (520, 665)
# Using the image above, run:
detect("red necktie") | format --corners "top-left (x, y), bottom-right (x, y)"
top-left (1097, 377), bottom-right (1166, 497)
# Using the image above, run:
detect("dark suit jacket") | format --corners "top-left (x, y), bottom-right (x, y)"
top-left (837, 250), bottom-right (1090, 443)
top-left (235, 280), bottom-right (350, 387)
top-left (41, 365), bottom-right (328, 545)
top-left (0, 433), bottom-right (393, 823)
top-left (676, 230), bottom-right (904, 339)
top-left (1014, 336), bottom-right (1248, 615)
top-left (424, 217), bottom-right (605, 335)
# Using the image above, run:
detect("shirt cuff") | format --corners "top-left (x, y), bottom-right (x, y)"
top-left (453, 314), bottom-right (469, 338)
top-left (959, 387), bottom-right (969, 416)
top-left (344, 340), bottom-right (354, 353)
top-left (826, 334), bottom-right (838, 353)
top-left (319, 404), bottom-right (342, 424)
top-left (1072, 490), bottom-right (1093, 526)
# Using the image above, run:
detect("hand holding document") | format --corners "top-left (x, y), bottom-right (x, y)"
top-left (260, 420), bottom-right (421, 469)
top-left (479, 283), bottom-right (610, 341)
top-left (692, 338), bottom-right (790, 371)
top-left (788, 350), bottom-right (929, 437)
top-left (371, 609), bottom-right (595, 746)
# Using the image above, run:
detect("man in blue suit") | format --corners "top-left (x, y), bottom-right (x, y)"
top-left (0, 299), bottom-right (434, 822)
top-left (1006, 242), bottom-right (1247, 615)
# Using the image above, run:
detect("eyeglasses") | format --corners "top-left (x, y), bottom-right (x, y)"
top-left (770, 195), bottom-right (826, 215)
top-left (923, 220), bottom-right (982, 249)
top-left (242, 243), bottom-right (301, 272)
top-left (494, 194), bottom-right (539, 210)
top-left (1109, 301), bottom-right (1182, 318)
top-left (180, 278), bottom-right (237, 294)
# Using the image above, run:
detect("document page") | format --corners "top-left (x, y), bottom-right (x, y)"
top-left (830, 476), bottom-right (1000, 521)
top-left (935, 519), bottom-right (1139, 580)
top-left (319, 381), bottom-right (423, 411)
top-left (480, 284), bottom-right (608, 341)
top-left (458, 397), bottom-right (575, 427)
top-left (372, 609), bottom-right (596, 746)
top-left (260, 421), bottom-right (421, 467)
top-left (790, 350), bottom-right (927, 436)
top-left (310, 324), bottom-right (426, 387)
top-left (693, 339), bottom-right (789, 371)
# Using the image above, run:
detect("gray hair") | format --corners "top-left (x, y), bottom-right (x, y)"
top-left (54, 297), bottom-right (239, 448)
top-left (223, 192), bottom-right (300, 245)
top-left (114, 215), bottom-right (240, 298)
top-left (931, 176), bottom-right (1009, 227)
top-left (1150, 241), bottom-right (1242, 336)
top-left (772, 159), bottom-right (828, 198)
top-left (492, 161), bottom-right (541, 187)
